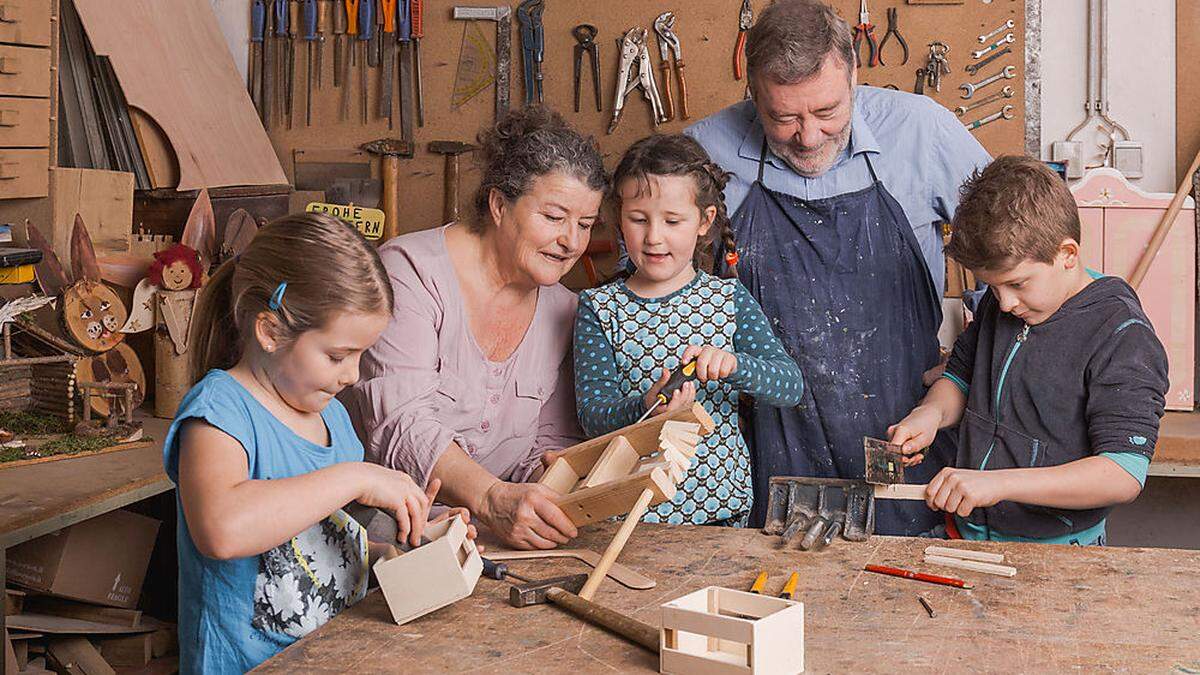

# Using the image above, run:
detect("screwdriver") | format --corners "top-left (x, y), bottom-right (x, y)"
top-left (332, 0), bottom-right (346, 88)
top-left (357, 0), bottom-right (374, 124)
top-left (287, 0), bottom-right (300, 128)
top-left (272, 0), bottom-right (289, 125)
top-left (379, 0), bottom-right (397, 126)
top-left (412, 0), bottom-right (424, 127)
top-left (302, 0), bottom-right (318, 126)
top-left (635, 359), bottom-right (698, 423)
top-left (342, 0), bottom-right (359, 120)
top-left (316, 0), bottom-right (329, 89)
top-left (482, 557), bottom-right (532, 584)
top-left (250, 0), bottom-right (266, 120)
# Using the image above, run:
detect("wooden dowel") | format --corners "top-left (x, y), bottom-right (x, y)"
top-left (578, 487), bottom-right (655, 601)
top-left (924, 554), bottom-right (1016, 578)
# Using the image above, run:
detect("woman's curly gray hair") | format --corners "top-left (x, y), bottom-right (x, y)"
top-left (470, 105), bottom-right (609, 231)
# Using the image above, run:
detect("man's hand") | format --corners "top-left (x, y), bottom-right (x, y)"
top-left (478, 481), bottom-right (579, 550)
top-left (887, 405), bottom-right (942, 466)
top-left (925, 467), bottom-right (1010, 517)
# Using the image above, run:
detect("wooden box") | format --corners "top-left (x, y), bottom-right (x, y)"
top-left (373, 515), bottom-right (482, 626)
top-left (1073, 168), bottom-right (1196, 410)
top-left (660, 586), bottom-right (805, 675)
top-left (539, 403), bottom-right (716, 526)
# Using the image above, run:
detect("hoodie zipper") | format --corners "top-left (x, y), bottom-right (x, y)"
top-left (979, 323), bottom-right (1030, 470)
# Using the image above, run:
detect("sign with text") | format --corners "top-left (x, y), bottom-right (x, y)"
top-left (306, 202), bottom-right (385, 241)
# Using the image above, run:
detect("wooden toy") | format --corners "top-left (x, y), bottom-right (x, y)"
top-left (373, 516), bottom-right (483, 626)
top-left (660, 586), bottom-right (805, 675)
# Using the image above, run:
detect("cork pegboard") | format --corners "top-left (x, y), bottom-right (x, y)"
top-left (263, 0), bottom-right (1036, 285)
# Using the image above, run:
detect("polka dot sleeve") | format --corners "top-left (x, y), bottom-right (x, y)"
top-left (573, 291), bottom-right (646, 436)
top-left (725, 282), bottom-right (805, 406)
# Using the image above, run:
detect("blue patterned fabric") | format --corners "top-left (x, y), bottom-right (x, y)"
top-left (574, 271), bottom-right (803, 525)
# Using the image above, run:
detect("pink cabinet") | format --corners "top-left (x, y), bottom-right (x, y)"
top-left (1072, 168), bottom-right (1195, 410)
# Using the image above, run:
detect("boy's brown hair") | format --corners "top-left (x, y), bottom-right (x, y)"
top-left (947, 155), bottom-right (1081, 271)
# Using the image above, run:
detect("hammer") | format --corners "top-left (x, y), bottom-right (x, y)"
top-left (509, 574), bottom-right (660, 653)
top-left (428, 141), bottom-right (475, 225)
top-left (360, 138), bottom-right (415, 244)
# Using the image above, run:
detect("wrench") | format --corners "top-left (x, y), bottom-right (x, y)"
top-left (959, 64), bottom-right (1015, 99)
top-left (966, 46), bottom-right (1011, 75)
top-left (964, 104), bottom-right (1015, 131)
top-left (973, 33), bottom-right (1014, 60)
top-left (955, 85), bottom-right (1014, 116)
top-left (979, 19), bottom-right (1015, 44)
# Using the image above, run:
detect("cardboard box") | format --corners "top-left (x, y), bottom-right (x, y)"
top-left (5, 509), bottom-right (160, 609)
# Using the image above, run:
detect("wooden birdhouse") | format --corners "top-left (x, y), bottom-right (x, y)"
top-left (660, 586), bottom-right (805, 675)
top-left (373, 515), bottom-right (482, 626)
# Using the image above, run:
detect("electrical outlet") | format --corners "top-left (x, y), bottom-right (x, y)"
top-left (1113, 141), bottom-right (1144, 179)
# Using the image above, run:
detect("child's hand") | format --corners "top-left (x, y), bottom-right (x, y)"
top-left (681, 345), bottom-right (738, 383)
top-left (430, 507), bottom-right (482, 552)
top-left (643, 366), bottom-right (697, 418)
top-left (887, 405), bottom-right (942, 466)
top-left (357, 465), bottom-right (436, 548)
top-left (925, 467), bottom-right (1009, 517)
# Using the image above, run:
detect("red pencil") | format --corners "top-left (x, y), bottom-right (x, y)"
top-left (864, 564), bottom-right (974, 589)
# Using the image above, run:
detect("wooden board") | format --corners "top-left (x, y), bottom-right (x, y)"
top-left (72, 0), bottom-right (287, 190)
top-left (255, 523), bottom-right (1200, 673)
top-left (0, 416), bottom-right (170, 548)
top-left (265, 0), bottom-right (1029, 289)
top-left (49, 168), bottom-right (133, 262)
top-left (0, 439), bottom-right (152, 471)
top-left (8, 614), bottom-right (153, 636)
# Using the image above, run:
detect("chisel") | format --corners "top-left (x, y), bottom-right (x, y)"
top-left (412, 0), bottom-right (424, 127)
top-left (272, 0), bottom-right (289, 125)
top-left (398, 0), bottom-right (414, 142)
top-left (302, 0), bottom-right (318, 126)
top-left (287, 0), bottom-right (300, 128)
top-left (341, 0), bottom-right (359, 120)
top-left (250, 0), bottom-right (266, 121)
top-left (635, 359), bottom-right (698, 423)
top-left (332, 0), bottom-right (346, 88)
top-left (380, 0), bottom-right (397, 126)
top-left (357, 0), bottom-right (374, 124)
top-left (316, 0), bottom-right (329, 89)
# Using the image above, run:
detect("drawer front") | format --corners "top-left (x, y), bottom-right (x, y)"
top-left (0, 148), bottom-right (47, 198)
top-left (0, 44), bottom-right (49, 97)
top-left (0, 96), bottom-right (47, 146)
top-left (0, 0), bottom-right (52, 47)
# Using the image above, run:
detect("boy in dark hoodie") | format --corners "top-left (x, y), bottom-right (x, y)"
top-left (889, 155), bottom-right (1168, 545)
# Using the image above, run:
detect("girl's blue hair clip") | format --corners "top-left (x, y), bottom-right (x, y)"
top-left (268, 282), bottom-right (287, 311)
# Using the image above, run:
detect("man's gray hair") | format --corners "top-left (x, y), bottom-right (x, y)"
top-left (746, 0), bottom-right (855, 84)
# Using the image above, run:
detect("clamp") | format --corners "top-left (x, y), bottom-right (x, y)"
top-left (516, 0), bottom-right (544, 104)
top-left (572, 24), bottom-right (601, 113)
top-left (609, 26), bottom-right (667, 134)
top-left (877, 7), bottom-right (908, 66)
top-left (653, 12), bottom-right (689, 121)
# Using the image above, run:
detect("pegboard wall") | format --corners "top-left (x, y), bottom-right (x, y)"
top-left (263, 0), bottom-right (1032, 284)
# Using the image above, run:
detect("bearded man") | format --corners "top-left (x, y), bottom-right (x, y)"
top-left (686, 0), bottom-right (991, 533)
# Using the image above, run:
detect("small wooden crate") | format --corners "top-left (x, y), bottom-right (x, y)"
top-left (660, 586), bottom-right (804, 675)
top-left (373, 516), bottom-right (482, 625)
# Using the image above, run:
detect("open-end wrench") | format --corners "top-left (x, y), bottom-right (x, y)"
top-left (959, 64), bottom-right (1015, 99)
top-left (955, 85), bottom-right (1013, 116)
top-left (973, 33), bottom-right (1014, 60)
top-left (966, 46), bottom-right (1011, 75)
top-left (964, 104), bottom-right (1014, 131)
top-left (979, 19), bottom-right (1015, 44)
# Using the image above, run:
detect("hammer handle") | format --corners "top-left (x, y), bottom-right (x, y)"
top-left (443, 154), bottom-right (460, 224)
top-left (547, 587), bottom-right (660, 652)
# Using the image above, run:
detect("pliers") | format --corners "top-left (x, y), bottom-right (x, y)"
top-left (654, 12), bottom-right (689, 121)
top-left (573, 24), bottom-right (601, 113)
top-left (516, 0), bottom-right (545, 104)
top-left (853, 0), bottom-right (878, 68)
top-left (609, 27), bottom-right (667, 134)
top-left (734, 0), bottom-right (752, 80)
top-left (877, 7), bottom-right (908, 66)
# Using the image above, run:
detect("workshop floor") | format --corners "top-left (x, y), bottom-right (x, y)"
top-left (1108, 477), bottom-right (1200, 550)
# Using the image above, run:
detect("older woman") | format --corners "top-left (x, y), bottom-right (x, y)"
top-left (340, 107), bottom-right (607, 549)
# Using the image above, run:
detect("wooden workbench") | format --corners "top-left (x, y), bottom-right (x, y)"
top-left (257, 523), bottom-right (1200, 673)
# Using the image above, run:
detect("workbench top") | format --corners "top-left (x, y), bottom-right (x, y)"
top-left (256, 523), bottom-right (1200, 673)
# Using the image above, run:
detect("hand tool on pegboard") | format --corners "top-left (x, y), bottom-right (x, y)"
top-left (316, 0), bottom-right (329, 88)
top-left (516, 0), bottom-right (545, 104)
top-left (653, 12), bottom-right (689, 121)
top-left (332, 0), bottom-right (346, 88)
top-left (572, 24), bottom-right (601, 113)
top-left (965, 46), bottom-right (1011, 76)
top-left (302, 0), bottom-right (318, 126)
top-left (955, 85), bottom-right (1013, 117)
top-left (272, 0), bottom-right (289, 125)
top-left (452, 6), bottom-right (512, 122)
top-left (367, 0), bottom-right (381, 67)
top-left (287, 0), bottom-right (300, 128)
top-left (412, 0), bottom-right (425, 126)
top-left (959, 64), bottom-right (1015, 99)
top-left (251, 0), bottom-right (267, 122)
top-left (357, 0), bottom-right (375, 124)
top-left (964, 104), bottom-right (1014, 132)
top-left (428, 140), bottom-right (475, 225)
top-left (852, 0), bottom-right (878, 68)
top-left (379, 0), bottom-right (397, 128)
top-left (972, 33), bottom-right (1014, 60)
top-left (609, 26), bottom-right (667, 134)
top-left (340, 0), bottom-right (358, 119)
top-left (979, 18), bottom-right (1014, 44)
top-left (361, 138), bottom-right (415, 244)
top-left (923, 41), bottom-right (950, 92)
top-left (876, 7), bottom-right (907, 66)
top-left (734, 0), bottom-right (751, 80)
top-left (398, 0), bottom-right (416, 141)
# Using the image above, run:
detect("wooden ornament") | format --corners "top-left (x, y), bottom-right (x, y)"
top-left (61, 280), bottom-right (127, 352)
top-left (76, 343), bottom-right (145, 418)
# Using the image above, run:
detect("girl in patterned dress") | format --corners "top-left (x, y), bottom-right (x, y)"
top-left (574, 134), bottom-right (804, 526)
top-left (164, 213), bottom-right (475, 674)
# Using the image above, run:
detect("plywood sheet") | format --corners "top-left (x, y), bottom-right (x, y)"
top-left (72, 0), bottom-right (286, 190)
top-left (50, 167), bottom-right (133, 263)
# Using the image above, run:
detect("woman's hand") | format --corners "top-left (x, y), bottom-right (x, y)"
top-left (356, 465), bottom-right (436, 548)
top-left (681, 344), bottom-right (738, 382)
top-left (643, 366), bottom-right (698, 418)
top-left (478, 480), bottom-right (578, 550)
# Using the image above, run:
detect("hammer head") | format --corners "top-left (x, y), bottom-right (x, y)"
top-left (360, 138), bottom-right (415, 158)
top-left (428, 141), bottom-right (476, 156)
top-left (509, 574), bottom-right (588, 608)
